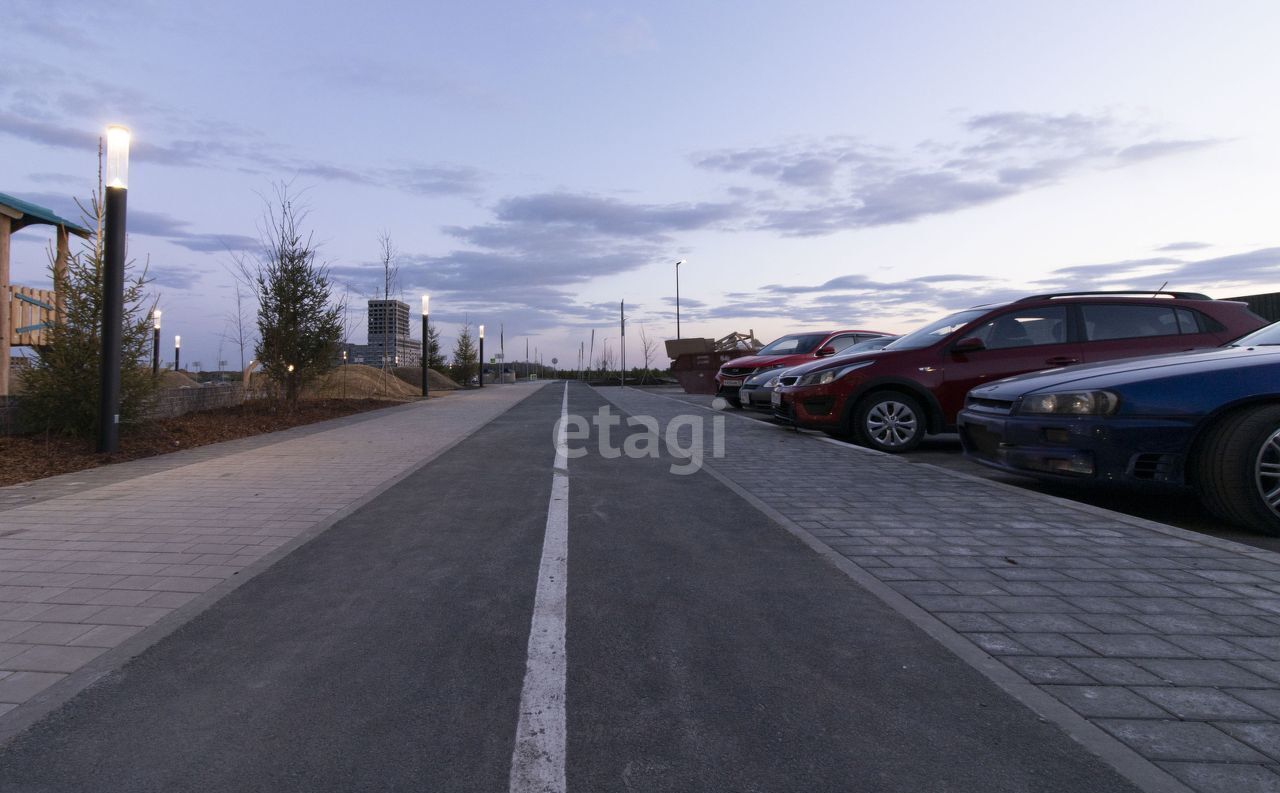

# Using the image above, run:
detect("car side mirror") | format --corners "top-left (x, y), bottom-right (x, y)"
top-left (816, 346), bottom-right (836, 357)
top-left (952, 337), bottom-right (986, 354)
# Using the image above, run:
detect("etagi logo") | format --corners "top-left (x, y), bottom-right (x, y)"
top-left (554, 406), bottom-right (726, 474)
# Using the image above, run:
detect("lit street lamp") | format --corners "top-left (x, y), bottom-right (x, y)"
top-left (174, 334), bottom-right (181, 372)
top-left (478, 324), bottom-right (485, 388)
top-left (97, 125), bottom-right (130, 453)
top-left (420, 294), bottom-right (430, 399)
top-left (675, 259), bottom-right (685, 339)
top-left (151, 309), bottom-right (161, 377)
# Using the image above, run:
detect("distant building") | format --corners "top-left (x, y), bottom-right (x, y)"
top-left (334, 299), bottom-right (422, 367)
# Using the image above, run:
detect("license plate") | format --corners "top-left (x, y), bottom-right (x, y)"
top-left (722, 378), bottom-right (742, 386)
top-left (771, 390), bottom-right (782, 406)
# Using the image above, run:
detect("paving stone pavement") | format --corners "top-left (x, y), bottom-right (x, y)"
top-left (0, 384), bottom-right (546, 724)
top-left (601, 387), bottom-right (1280, 793)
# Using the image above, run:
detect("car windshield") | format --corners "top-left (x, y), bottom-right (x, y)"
top-left (829, 337), bottom-right (898, 359)
top-left (757, 333), bottom-right (828, 355)
top-left (1229, 321), bottom-right (1280, 347)
top-left (883, 309), bottom-right (989, 350)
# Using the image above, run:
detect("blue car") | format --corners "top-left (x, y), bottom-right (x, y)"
top-left (957, 322), bottom-right (1280, 535)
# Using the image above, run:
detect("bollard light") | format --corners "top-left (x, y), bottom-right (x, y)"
top-left (151, 309), bottom-right (161, 377)
top-left (97, 124), bottom-right (131, 452)
top-left (105, 126), bottom-right (131, 189)
top-left (478, 324), bottom-right (485, 388)
top-left (173, 334), bottom-right (181, 372)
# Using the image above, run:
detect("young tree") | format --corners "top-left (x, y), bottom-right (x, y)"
top-left (425, 319), bottom-right (446, 369)
top-left (250, 185), bottom-right (343, 406)
top-left (376, 231), bottom-right (399, 371)
top-left (22, 171), bottom-right (157, 438)
top-left (638, 323), bottom-right (657, 384)
top-left (450, 320), bottom-right (477, 384)
top-left (219, 277), bottom-right (254, 372)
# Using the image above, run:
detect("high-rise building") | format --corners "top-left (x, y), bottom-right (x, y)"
top-left (336, 299), bottom-right (421, 367)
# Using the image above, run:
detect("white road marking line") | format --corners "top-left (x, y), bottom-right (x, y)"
top-left (509, 382), bottom-right (570, 793)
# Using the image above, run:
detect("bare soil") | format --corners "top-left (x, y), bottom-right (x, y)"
top-left (0, 398), bottom-right (404, 488)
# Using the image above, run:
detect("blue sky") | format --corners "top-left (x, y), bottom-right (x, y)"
top-left (4, 0), bottom-right (1279, 369)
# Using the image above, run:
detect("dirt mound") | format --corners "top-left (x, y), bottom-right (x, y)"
top-left (392, 366), bottom-right (462, 391)
top-left (305, 365), bottom-right (421, 400)
top-left (162, 370), bottom-right (201, 388)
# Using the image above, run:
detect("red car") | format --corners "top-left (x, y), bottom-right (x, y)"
top-left (772, 291), bottom-right (1269, 452)
top-left (716, 329), bottom-right (892, 407)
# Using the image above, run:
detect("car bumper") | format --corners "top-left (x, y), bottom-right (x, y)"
top-left (772, 386), bottom-right (844, 429)
top-left (739, 383), bottom-right (775, 410)
top-left (956, 409), bottom-right (1198, 485)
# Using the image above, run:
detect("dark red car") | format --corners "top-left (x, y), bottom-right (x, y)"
top-left (772, 291), bottom-right (1268, 452)
top-left (716, 329), bottom-right (891, 407)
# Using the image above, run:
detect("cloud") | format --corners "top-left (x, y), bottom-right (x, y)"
top-left (1035, 246), bottom-right (1280, 292)
top-left (149, 266), bottom-right (203, 290)
top-left (1157, 241), bottom-right (1211, 252)
top-left (491, 193), bottom-right (739, 236)
top-left (694, 111), bottom-right (1223, 236)
top-left (0, 66), bottom-right (485, 197)
top-left (331, 190), bottom-right (736, 333)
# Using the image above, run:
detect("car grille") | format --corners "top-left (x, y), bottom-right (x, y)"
top-left (965, 396), bottom-right (1016, 415)
top-left (961, 423), bottom-right (1003, 459)
top-left (1130, 453), bottom-right (1179, 482)
top-left (778, 375), bottom-right (800, 387)
top-left (721, 367), bottom-right (755, 377)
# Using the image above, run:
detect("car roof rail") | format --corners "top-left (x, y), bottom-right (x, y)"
top-left (1017, 290), bottom-right (1212, 302)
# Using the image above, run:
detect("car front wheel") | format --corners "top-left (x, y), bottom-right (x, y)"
top-left (853, 392), bottom-right (925, 453)
top-left (1196, 405), bottom-right (1280, 536)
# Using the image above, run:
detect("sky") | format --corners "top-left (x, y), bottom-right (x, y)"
top-left (3, 0), bottom-right (1279, 371)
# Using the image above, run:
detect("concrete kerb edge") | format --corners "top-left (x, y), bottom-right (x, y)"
top-left (0, 381), bottom-right (553, 747)
top-left (598, 386), bottom-right (1197, 793)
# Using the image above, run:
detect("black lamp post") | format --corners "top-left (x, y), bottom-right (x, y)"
top-left (151, 309), bottom-right (161, 377)
top-left (97, 125), bottom-right (129, 453)
top-left (478, 324), bottom-right (485, 388)
top-left (420, 294), bottom-right (430, 399)
top-left (675, 259), bottom-right (684, 339)
top-left (174, 335), bottom-right (181, 373)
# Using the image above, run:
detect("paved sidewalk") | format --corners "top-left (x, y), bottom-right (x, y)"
top-left (0, 384), bottom-right (547, 731)
top-left (601, 387), bottom-right (1280, 793)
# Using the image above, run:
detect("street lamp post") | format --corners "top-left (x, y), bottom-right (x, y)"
top-left (478, 324), bottom-right (485, 388)
top-left (675, 259), bottom-right (685, 339)
top-left (97, 125), bottom-right (130, 453)
top-left (174, 335), bottom-right (181, 373)
top-left (420, 294), bottom-right (430, 399)
top-left (151, 309), bottom-right (161, 377)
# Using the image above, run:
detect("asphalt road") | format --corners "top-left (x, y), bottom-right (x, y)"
top-left (0, 382), bottom-right (1137, 792)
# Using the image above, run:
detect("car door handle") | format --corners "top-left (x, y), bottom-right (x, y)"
top-left (1045, 356), bottom-right (1079, 366)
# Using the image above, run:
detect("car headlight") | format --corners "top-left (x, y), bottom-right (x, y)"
top-left (796, 360), bottom-right (875, 387)
top-left (1018, 390), bottom-right (1120, 416)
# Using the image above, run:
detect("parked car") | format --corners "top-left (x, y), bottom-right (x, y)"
top-left (957, 321), bottom-right (1280, 535)
top-left (772, 291), bottom-right (1268, 452)
top-left (739, 336), bottom-right (899, 410)
top-left (716, 329), bottom-right (892, 407)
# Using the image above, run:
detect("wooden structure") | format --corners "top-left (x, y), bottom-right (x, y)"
top-left (0, 192), bottom-right (91, 396)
